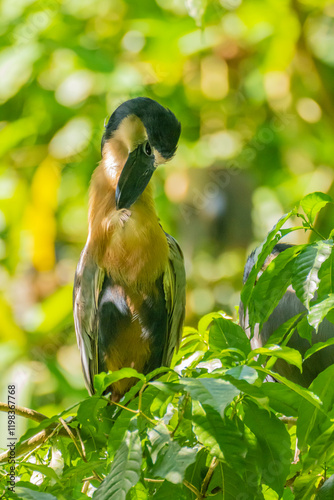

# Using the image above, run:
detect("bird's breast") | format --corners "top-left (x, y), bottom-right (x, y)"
top-left (101, 203), bottom-right (169, 288)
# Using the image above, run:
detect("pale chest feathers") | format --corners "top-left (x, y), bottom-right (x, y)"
top-left (94, 204), bottom-right (169, 287)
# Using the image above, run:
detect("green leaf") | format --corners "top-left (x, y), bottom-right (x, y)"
top-left (296, 315), bottom-right (313, 343)
top-left (254, 367), bottom-right (322, 408)
top-left (260, 383), bottom-right (303, 416)
top-left (94, 368), bottom-right (146, 396)
top-left (248, 345), bottom-right (303, 372)
top-left (108, 411), bottom-right (138, 459)
top-left (153, 482), bottom-right (188, 500)
top-left (308, 293), bottom-right (334, 330)
top-left (241, 210), bottom-right (296, 311)
top-left (77, 396), bottom-right (109, 432)
top-left (192, 401), bottom-right (247, 468)
top-left (265, 312), bottom-right (305, 345)
top-left (209, 316), bottom-right (251, 356)
top-left (242, 400), bottom-right (291, 496)
top-left (152, 377), bottom-right (240, 416)
top-left (126, 482), bottom-right (149, 500)
top-left (14, 488), bottom-right (58, 500)
top-left (94, 419), bottom-right (142, 500)
top-left (20, 463), bottom-right (61, 485)
top-left (302, 422), bottom-right (334, 473)
top-left (304, 337), bottom-right (334, 360)
top-left (297, 365), bottom-right (334, 448)
top-left (292, 241), bottom-right (333, 310)
top-left (250, 245), bottom-right (303, 327)
top-left (151, 441), bottom-right (197, 484)
top-left (318, 248), bottom-right (334, 296)
top-left (315, 473), bottom-right (334, 499)
top-left (300, 192), bottom-right (333, 225)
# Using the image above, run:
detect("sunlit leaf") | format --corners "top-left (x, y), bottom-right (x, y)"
top-left (300, 192), bottom-right (333, 225)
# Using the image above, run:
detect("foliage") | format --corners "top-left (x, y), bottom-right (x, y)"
top-left (1, 193), bottom-right (334, 499)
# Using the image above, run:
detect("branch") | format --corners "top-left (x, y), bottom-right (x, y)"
top-left (0, 402), bottom-right (48, 423)
top-left (0, 403), bottom-right (72, 463)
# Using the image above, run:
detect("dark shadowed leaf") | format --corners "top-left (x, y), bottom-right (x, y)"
top-left (192, 401), bottom-right (247, 470)
top-left (297, 365), bottom-right (334, 448)
top-left (243, 400), bottom-right (291, 496)
top-left (315, 473), bottom-right (334, 499)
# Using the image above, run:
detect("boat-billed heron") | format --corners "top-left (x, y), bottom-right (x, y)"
top-left (240, 243), bottom-right (334, 387)
top-left (73, 97), bottom-right (185, 400)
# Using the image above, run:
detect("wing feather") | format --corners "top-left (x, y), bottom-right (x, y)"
top-left (162, 234), bottom-right (186, 366)
top-left (73, 244), bottom-right (104, 395)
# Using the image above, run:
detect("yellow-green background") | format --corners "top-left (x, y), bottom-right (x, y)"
top-left (1, 0), bottom-right (334, 440)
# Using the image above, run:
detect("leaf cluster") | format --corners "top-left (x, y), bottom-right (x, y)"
top-left (2, 193), bottom-right (334, 499)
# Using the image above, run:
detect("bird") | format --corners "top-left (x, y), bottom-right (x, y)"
top-left (73, 97), bottom-right (186, 401)
top-left (240, 243), bottom-right (334, 387)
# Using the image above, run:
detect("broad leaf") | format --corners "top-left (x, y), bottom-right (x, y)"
top-left (292, 241), bottom-right (332, 310)
top-left (151, 377), bottom-right (239, 416)
top-left (297, 365), bottom-right (334, 448)
top-left (151, 441), bottom-right (197, 484)
top-left (254, 367), bottom-right (322, 408)
top-left (315, 473), bottom-right (334, 499)
top-left (241, 210), bottom-right (296, 311)
top-left (94, 419), bottom-right (142, 500)
top-left (209, 316), bottom-right (251, 356)
top-left (248, 345), bottom-right (302, 372)
top-left (304, 337), bottom-right (334, 360)
top-left (308, 293), bottom-right (334, 330)
top-left (192, 401), bottom-right (247, 469)
top-left (127, 482), bottom-right (149, 500)
top-left (300, 192), bottom-right (333, 225)
top-left (243, 400), bottom-right (291, 496)
top-left (94, 368), bottom-right (145, 396)
top-left (14, 489), bottom-right (57, 500)
top-left (250, 245), bottom-right (303, 327)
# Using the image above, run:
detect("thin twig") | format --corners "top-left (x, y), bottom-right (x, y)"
top-left (171, 394), bottom-right (189, 438)
top-left (279, 416), bottom-right (297, 425)
top-left (183, 479), bottom-right (202, 498)
top-left (200, 457), bottom-right (219, 498)
top-left (59, 417), bottom-right (86, 462)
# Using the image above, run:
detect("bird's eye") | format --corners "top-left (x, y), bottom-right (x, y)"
top-left (143, 141), bottom-right (152, 156)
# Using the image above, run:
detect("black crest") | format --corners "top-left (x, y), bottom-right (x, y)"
top-left (101, 97), bottom-right (181, 159)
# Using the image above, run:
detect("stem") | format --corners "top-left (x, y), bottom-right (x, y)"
top-left (59, 417), bottom-right (86, 462)
top-left (0, 402), bottom-right (48, 423)
top-left (200, 457), bottom-right (219, 498)
top-left (171, 394), bottom-right (189, 438)
top-left (138, 384), bottom-right (147, 412)
top-left (183, 479), bottom-right (202, 498)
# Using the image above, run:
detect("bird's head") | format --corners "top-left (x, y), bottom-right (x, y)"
top-left (101, 97), bottom-right (181, 210)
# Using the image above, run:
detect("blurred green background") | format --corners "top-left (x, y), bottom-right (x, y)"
top-left (1, 0), bottom-right (334, 439)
